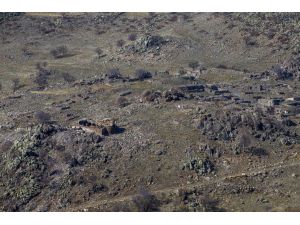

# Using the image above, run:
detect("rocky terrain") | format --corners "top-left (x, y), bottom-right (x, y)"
top-left (0, 12), bottom-right (299, 212)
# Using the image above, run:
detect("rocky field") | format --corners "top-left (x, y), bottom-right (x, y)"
top-left (0, 12), bottom-right (299, 211)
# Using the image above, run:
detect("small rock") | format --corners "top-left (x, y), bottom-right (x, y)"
top-left (119, 90), bottom-right (132, 96)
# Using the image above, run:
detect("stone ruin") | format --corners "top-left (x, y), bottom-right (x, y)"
top-left (73, 118), bottom-right (119, 136)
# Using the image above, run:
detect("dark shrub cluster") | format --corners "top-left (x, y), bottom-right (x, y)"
top-left (145, 35), bottom-right (164, 48)
top-left (135, 69), bottom-right (152, 81)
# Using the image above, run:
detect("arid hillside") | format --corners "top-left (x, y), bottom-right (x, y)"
top-left (0, 12), bottom-right (299, 212)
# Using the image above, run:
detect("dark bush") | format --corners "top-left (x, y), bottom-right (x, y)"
top-left (128, 33), bottom-right (137, 41)
top-left (216, 64), bottom-right (228, 69)
top-left (35, 111), bottom-right (51, 124)
top-left (51, 46), bottom-right (69, 59)
top-left (247, 147), bottom-right (268, 157)
top-left (11, 78), bottom-right (21, 92)
top-left (91, 183), bottom-right (108, 193)
top-left (116, 39), bottom-right (125, 47)
top-left (21, 47), bottom-right (33, 57)
top-left (61, 72), bottom-right (76, 83)
top-left (145, 35), bottom-right (164, 48)
top-left (116, 96), bottom-right (129, 108)
top-left (244, 36), bottom-right (257, 46)
top-left (106, 68), bottom-right (122, 79)
top-left (188, 61), bottom-right (200, 70)
top-left (95, 47), bottom-right (103, 57)
top-left (96, 28), bottom-right (106, 35)
top-left (34, 62), bottom-right (51, 87)
top-left (34, 75), bottom-right (48, 87)
top-left (135, 69), bottom-right (152, 81)
top-left (178, 68), bottom-right (186, 75)
top-left (0, 82), bottom-right (2, 91)
top-left (132, 189), bottom-right (160, 212)
top-left (36, 62), bottom-right (48, 70)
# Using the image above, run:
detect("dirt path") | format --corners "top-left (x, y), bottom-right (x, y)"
top-left (69, 159), bottom-right (300, 211)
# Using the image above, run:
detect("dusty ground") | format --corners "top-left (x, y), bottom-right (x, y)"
top-left (0, 12), bottom-right (299, 212)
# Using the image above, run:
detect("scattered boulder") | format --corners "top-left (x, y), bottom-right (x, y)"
top-left (145, 35), bottom-right (165, 48)
top-left (134, 35), bottom-right (166, 53)
top-left (182, 158), bottom-right (214, 175)
top-left (197, 109), bottom-right (299, 144)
